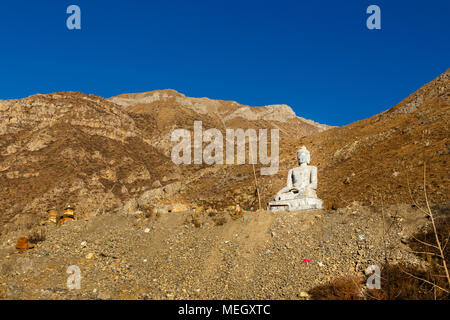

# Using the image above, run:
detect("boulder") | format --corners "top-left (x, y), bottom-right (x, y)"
top-left (121, 199), bottom-right (138, 215)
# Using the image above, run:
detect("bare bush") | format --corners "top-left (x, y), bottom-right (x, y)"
top-left (28, 228), bottom-right (46, 244)
top-left (308, 275), bottom-right (363, 300)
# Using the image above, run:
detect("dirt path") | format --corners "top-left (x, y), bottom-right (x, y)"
top-left (199, 212), bottom-right (275, 298)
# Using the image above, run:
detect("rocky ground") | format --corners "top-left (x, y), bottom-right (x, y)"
top-left (0, 202), bottom-right (435, 300)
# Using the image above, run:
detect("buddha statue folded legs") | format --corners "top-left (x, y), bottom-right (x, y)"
top-left (268, 146), bottom-right (323, 211)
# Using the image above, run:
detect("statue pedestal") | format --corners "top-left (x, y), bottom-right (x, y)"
top-left (268, 196), bottom-right (323, 212)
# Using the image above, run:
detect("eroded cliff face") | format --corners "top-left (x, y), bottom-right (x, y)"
top-left (109, 89), bottom-right (315, 123)
top-left (108, 89), bottom-right (331, 157)
top-left (0, 92), bottom-right (178, 233)
top-left (1, 93), bottom-right (140, 141)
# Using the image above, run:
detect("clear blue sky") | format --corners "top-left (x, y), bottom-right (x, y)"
top-left (0, 0), bottom-right (448, 126)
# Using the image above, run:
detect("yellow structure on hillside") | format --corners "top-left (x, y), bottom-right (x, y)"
top-left (62, 205), bottom-right (75, 222)
top-left (47, 208), bottom-right (58, 224)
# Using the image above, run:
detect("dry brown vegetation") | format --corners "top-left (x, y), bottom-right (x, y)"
top-left (310, 260), bottom-right (449, 300)
top-left (309, 275), bottom-right (364, 300)
top-left (27, 228), bottom-right (46, 244)
top-left (308, 192), bottom-right (449, 300)
top-left (212, 213), bottom-right (228, 226)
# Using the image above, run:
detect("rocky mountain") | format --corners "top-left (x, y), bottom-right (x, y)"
top-left (134, 70), bottom-right (449, 213)
top-left (0, 93), bottom-right (179, 234)
top-left (269, 69), bottom-right (450, 209)
top-left (108, 89), bottom-right (330, 157)
top-left (109, 89), bottom-right (327, 125)
top-left (0, 71), bottom-right (448, 301)
top-left (0, 70), bottom-right (448, 235)
top-left (0, 90), bottom-right (329, 234)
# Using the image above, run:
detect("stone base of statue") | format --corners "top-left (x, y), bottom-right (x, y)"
top-left (267, 189), bottom-right (323, 212)
top-left (268, 197), bottom-right (323, 212)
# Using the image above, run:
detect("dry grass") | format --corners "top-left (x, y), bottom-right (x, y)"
top-left (308, 275), bottom-right (364, 300)
top-left (191, 211), bottom-right (204, 228)
top-left (309, 163), bottom-right (449, 300)
top-left (28, 228), bottom-right (46, 244)
top-left (309, 261), bottom-right (449, 300)
top-left (230, 210), bottom-right (243, 220)
top-left (212, 213), bottom-right (228, 226)
top-left (365, 263), bottom-right (449, 300)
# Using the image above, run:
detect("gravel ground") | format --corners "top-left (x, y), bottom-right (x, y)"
top-left (0, 203), bottom-right (428, 300)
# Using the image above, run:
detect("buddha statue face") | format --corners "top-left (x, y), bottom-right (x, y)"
top-left (297, 146), bottom-right (311, 165)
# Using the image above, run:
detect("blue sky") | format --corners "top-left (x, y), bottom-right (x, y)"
top-left (0, 0), bottom-right (448, 126)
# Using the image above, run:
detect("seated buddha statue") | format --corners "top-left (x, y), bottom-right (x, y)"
top-left (269, 146), bottom-right (323, 211)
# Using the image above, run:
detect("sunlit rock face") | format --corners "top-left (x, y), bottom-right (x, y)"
top-left (268, 146), bottom-right (323, 211)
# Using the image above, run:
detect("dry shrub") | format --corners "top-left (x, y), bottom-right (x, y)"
top-left (366, 263), bottom-right (449, 300)
top-left (154, 207), bottom-right (161, 218)
top-left (230, 210), bottom-right (243, 220)
top-left (191, 212), bottom-right (204, 228)
top-left (308, 275), bottom-right (363, 300)
top-left (207, 209), bottom-right (217, 217)
top-left (379, 205), bottom-right (450, 300)
top-left (311, 262), bottom-right (449, 300)
top-left (144, 208), bottom-right (153, 219)
top-left (28, 228), bottom-right (46, 244)
top-left (14, 214), bottom-right (40, 231)
top-left (213, 213), bottom-right (228, 226)
top-left (369, 209), bottom-right (449, 300)
top-left (408, 209), bottom-right (449, 267)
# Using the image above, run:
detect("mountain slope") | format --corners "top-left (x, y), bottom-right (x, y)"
top-left (108, 89), bottom-right (331, 157)
top-left (109, 70), bottom-right (449, 213)
top-left (0, 90), bottom-right (330, 234)
top-left (259, 69), bottom-right (449, 209)
top-left (0, 71), bottom-right (448, 235)
top-left (0, 93), bottom-right (180, 234)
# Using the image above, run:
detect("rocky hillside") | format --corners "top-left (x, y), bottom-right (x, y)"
top-left (296, 69), bottom-right (450, 208)
top-left (0, 203), bottom-right (433, 299)
top-left (152, 70), bottom-right (449, 212)
top-left (0, 71), bottom-right (448, 301)
top-left (0, 90), bottom-right (329, 234)
top-left (108, 89), bottom-right (330, 157)
top-left (0, 70), bottom-right (448, 235)
top-left (0, 93), bottom-right (181, 234)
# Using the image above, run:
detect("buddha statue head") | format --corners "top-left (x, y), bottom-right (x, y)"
top-left (297, 146), bottom-right (311, 165)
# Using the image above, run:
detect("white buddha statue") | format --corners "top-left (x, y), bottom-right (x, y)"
top-left (268, 146), bottom-right (323, 211)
